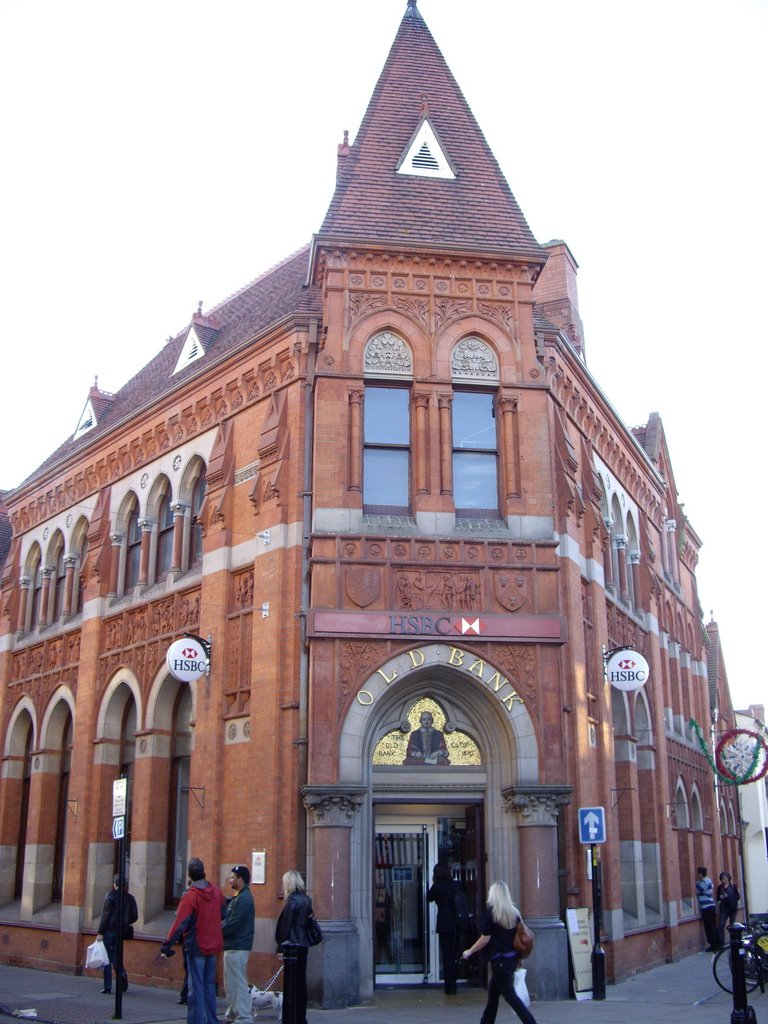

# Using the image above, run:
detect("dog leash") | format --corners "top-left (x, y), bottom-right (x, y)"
top-left (256, 964), bottom-right (284, 992)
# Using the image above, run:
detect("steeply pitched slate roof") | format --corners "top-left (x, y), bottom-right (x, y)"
top-left (318, 1), bottom-right (545, 262)
top-left (15, 247), bottom-right (320, 490)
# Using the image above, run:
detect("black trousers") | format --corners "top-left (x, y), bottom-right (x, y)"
top-left (480, 956), bottom-right (537, 1024)
top-left (438, 931), bottom-right (457, 993)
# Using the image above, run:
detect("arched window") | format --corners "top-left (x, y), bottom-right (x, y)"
top-left (452, 390), bottom-right (498, 514)
top-left (51, 540), bottom-right (66, 622)
top-left (166, 686), bottom-right (193, 904)
top-left (26, 544), bottom-right (43, 630)
top-left (51, 709), bottom-right (73, 902)
top-left (14, 719), bottom-right (33, 900)
top-left (75, 536), bottom-right (89, 615)
top-left (118, 698), bottom-right (137, 872)
top-left (690, 787), bottom-right (703, 831)
top-left (188, 472), bottom-right (206, 569)
top-left (155, 491), bottom-right (174, 580)
top-left (124, 498), bottom-right (141, 592)
top-left (674, 781), bottom-right (689, 829)
top-left (363, 333), bottom-right (413, 515)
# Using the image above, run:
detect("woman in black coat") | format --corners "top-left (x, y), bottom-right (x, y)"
top-left (427, 862), bottom-right (459, 995)
top-left (275, 870), bottom-right (315, 1024)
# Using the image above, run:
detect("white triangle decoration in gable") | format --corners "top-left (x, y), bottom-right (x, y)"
top-left (172, 326), bottom-right (206, 375)
top-left (74, 397), bottom-right (97, 438)
top-left (396, 119), bottom-right (456, 180)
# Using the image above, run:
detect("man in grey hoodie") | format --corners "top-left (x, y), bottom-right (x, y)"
top-left (222, 865), bottom-right (255, 1024)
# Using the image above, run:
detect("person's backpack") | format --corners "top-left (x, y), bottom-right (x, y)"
top-left (452, 887), bottom-right (472, 930)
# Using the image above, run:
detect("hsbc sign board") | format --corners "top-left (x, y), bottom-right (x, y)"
top-left (166, 637), bottom-right (209, 682)
top-left (606, 649), bottom-right (650, 691)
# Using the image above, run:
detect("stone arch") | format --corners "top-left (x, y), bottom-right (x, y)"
top-left (363, 330), bottom-right (414, 380)
top-left (436, 316), bottom-right (520, 381)
top-left (345, 309), bottom-right (429, 378)
top-left (5, 699), bottom-right (37, 756)
top-left (97, 667), bottom-right (143, 739)
top-left (340, 643), bottom-right (539, 785)
top-left (39, 687), bottom-right (75, 748)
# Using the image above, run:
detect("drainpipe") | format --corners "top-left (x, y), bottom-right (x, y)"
top-left (297, 318), bottom-right (319, 868)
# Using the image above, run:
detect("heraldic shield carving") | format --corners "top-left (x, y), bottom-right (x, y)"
top-left (345, 567), bottom-right (381, 608)
top-left (492, 571), bottom-right (529, 612)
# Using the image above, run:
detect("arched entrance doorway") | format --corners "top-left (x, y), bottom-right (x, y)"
top-left (305, 642), bottom-right (571, 1005)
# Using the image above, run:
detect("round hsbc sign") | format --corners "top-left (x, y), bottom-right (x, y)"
top-left (166, 637), bottom-right (208, 682)
top-left (605, 649), bottom-right (650, 691)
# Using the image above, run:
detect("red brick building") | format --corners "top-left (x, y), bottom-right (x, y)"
top-left (0, 0), bottom-right (739, 1006)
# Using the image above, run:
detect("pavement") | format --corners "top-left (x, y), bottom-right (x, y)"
top-left (0, 951), bottom-right (763, 1024)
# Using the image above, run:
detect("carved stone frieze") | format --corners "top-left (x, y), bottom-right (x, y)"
top-left (363, 331), bottom-right (412, 377)
top-left (451, 337), bottom-right (499, 382)
top-left (395, 570), bottom-right (481, 611)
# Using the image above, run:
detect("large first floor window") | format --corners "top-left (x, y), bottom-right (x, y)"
top-left (363, 386), bottom-right (410, 513)
top-left (452, 390), bottom-right (498, 513)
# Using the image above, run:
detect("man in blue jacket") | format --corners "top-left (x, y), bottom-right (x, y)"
top-left (222, 865), bottom-right (255, 1024)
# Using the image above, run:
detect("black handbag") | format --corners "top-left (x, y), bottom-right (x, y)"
top-left (306, 913), bottom-right (323, 947)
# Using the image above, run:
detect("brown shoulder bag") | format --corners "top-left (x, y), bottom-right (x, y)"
top-left (513, 918), bottom-right (535, 959)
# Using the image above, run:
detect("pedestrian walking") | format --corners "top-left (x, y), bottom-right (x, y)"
top-left (161, 857), bottom-right (225, 1024)
top-left (222, 865), bottom-right (255, 1024)
top-left (96, 874), bottom-right (138, 994)
top-left (696, 867), bottom-right (720, 952)
top-left (462, 880), bottom-right (537, 1024)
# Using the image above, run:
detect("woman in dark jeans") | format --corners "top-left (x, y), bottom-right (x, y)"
top-left (462, 881), bottom-right (537, 1024)
top-left (275, 870), bottom-right (315, 1024)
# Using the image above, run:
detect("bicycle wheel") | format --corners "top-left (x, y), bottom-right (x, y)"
top-left (743, 949), bottom-right (763, 993)
top-left (713, 947), bottom-right (734, 993)
top-left (714, 946), bottom-right (761, 994)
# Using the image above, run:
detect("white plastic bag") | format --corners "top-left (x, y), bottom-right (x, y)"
top-left (513, 966), bottom-right (531, 1008)
top-left (85, 939), bottom-right (109, 969)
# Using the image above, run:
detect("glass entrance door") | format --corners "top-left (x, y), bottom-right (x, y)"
top-left (374, 825), bottom-right (432, 983)
top-left (374, 807), bottom-right (485, 986)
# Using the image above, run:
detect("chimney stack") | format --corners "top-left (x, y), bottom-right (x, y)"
top-left (533, 240), bottom-right (585, 357)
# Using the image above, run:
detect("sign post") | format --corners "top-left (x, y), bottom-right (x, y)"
top-left (112, 777), bottom-right (128, 1020)
top-left (578, 807), bottom-right (606, 1000)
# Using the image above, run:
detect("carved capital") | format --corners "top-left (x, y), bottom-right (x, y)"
top-left (302, 785), bottom-right (367, 827)
top-left (63, 555), bottom-right (77, 569)
top-left (110, 532), bottom-right (123, 546)
top-left (437, 393), bottom-right (453, 410)
top-left (41, 565), bottom-right (55, 579)
top-left (170, 501), bottom-right (188, 518)
top-left (138, 518), bottom-right (154, 533)
top-left (19, 576), bottom-right (31, 590)
top-left (413, 392), bottom-right (431, 409)
top-left (503, 785), bottom-right (573, 826)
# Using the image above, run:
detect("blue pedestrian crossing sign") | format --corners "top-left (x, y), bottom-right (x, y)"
top-left (578, 806), bottom-right (606, 844)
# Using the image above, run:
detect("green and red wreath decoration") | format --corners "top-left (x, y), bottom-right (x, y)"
top-left (690, 719), bottom-right (768, 785)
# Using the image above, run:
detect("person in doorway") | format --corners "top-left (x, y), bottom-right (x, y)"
top-left (427, 861), bottom-right (460, 994)
top-left (222, 865), bottom-right (255, 1024)
top-left (96, 874), bottom-right (138, 994)
top-left (716, 871), bottom-right (740, 946)
top-left (161, 857), bottom-right (225, 1024)
top-left (404, 710), bottom-right (450, 765)
top-left (696, 867), bottom-right (720, 952)
top-left (275, 870), bottom-right (315, 1024)
top-left (462, 881), bottom-right (537, 1024)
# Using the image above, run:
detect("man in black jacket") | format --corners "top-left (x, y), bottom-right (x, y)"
top-left (222, 865), bottom-right (255, 1024)
top-left (96, 875), bottom-right (138, 994)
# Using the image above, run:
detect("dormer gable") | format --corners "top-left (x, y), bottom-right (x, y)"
top-left (172, 306), bottom-right (220, 376)
top-left (73, 379), bottom-right (116, 438)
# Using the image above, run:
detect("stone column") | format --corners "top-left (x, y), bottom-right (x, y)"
top-left (137, 518), bottom-right (154, 587)
top-left (503, 785), bottom-right (573, 999)
top-left (17, 577), bottom-right (30, 636)
top-left (615, 536), bottom-right (629, 604)
top-left (413, 393), bottom-right (430, 495)
top-left (499, 395), bottom-right (519, 500)
top-left (40, 566), bottom-right (54, 626)
top-left (170, 501), bottom-right (188, 575)
top-left (109, 533), bottom-right (122, 597)
top-left (302, 785), bottom-right (366, 1009)
top-left (62, 555), bottom-right (77, 618)
top-left (348, 390), bottom-right (363, 493)
top-left (602, 518), bottom-right (615, 590)
top-left (437, 394), bottom-right (453, 495)
top-left (629, 550), bottom-right (642, 609)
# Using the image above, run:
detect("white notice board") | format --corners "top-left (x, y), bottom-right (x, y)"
top-left (566, 907), bottom-right (594, 998)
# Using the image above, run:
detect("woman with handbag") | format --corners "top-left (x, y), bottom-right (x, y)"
top-left (716, 871), bottom-right (740, 946)
top-left (462, 880), bottom-right (537, 1024)
top-left (275, 870), bottom-right (319, 1024)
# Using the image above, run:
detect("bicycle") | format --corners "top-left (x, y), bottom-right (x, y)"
top-left (712, 923), bottom-right (768, 994)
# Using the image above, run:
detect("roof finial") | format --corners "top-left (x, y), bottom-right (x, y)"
top-left (197, 300), bottom-right (203, 316)
top-left (407, 0), bottom-right (417, 6)
top-left (420, 94), bottom-right (429, 117)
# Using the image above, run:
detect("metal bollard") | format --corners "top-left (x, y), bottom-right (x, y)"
top-left (728, 923), bottom-right (758, 1024)
top-left (281, 943), bottom-right (302, 1024)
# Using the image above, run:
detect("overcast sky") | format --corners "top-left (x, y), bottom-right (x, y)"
top-left (1, 0), bottom-right (766, 709)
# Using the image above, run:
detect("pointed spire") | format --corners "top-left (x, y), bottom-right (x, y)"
top-left (317, 3), bottom-right (544, 262)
